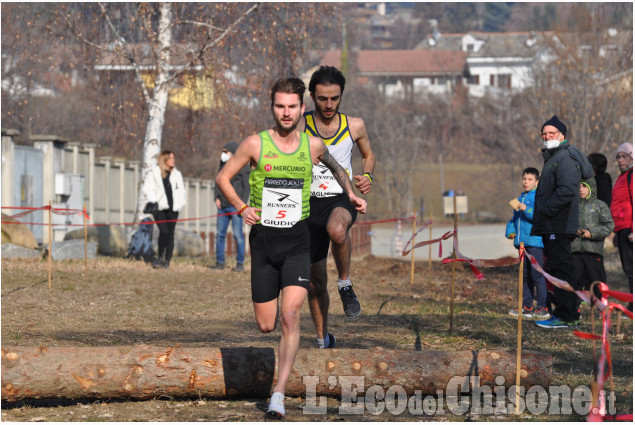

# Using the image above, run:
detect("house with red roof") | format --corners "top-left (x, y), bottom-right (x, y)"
top-left (316, 49), bottom-right (469, 101)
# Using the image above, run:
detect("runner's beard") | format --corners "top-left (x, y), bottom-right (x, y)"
top-left (316, 102), bottom-right (340, 121)
top-left (274, 114), bottom-right (301, 133)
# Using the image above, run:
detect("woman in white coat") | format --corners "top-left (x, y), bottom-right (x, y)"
top-left (144, 150), bottom-right (186, 268)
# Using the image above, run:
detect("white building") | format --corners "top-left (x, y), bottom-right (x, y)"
top-left (416, 29), bottom-right (631, 98)
top-left (417, 31), bottom-right (562, 97)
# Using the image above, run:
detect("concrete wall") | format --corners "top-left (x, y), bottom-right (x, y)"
top-left (1, 129), bottom-right (218, 251)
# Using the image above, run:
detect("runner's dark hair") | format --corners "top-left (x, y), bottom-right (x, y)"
top-left (309, 66), bottom-right (346, 94)
top-left (270, 77), bottom-right (306, 105)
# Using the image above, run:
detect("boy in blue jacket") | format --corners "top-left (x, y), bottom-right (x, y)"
top-left (505, 168), bottom-right (550, 319)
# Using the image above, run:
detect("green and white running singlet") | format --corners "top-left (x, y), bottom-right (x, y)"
top-left (249, 130), bottom-right (312, 228)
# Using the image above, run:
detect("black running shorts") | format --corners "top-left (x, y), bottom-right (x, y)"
top-left (307, 193), bottom-right (358, 263)
top-left (249, 220), bottom-right (311, 303)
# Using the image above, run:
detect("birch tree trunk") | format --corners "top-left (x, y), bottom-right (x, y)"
top-left (136, 2), bottom-right (173, 223)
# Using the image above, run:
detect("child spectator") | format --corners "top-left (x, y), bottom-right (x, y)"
top-left (505, 168), bottom-right (550, 319)
top-left (588, 153), bottom-right (612, 207)
top-left (572, 178), bottom-right (614, 302)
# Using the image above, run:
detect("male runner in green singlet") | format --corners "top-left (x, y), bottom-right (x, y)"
top-left (301, 66), bottom-right (376, 349)
top-left (216, 77), bottom-right (366, 419)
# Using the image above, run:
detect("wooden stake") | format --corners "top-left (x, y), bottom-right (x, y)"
top-left (83, 204), bottom-right (88, 271)
top-left (450, 263), bottom-right (456, 333)
top-left (450, 196), bottom-right (458, 333)
top-left (591, 382), bottom-right (599, 414)
top-left (616, 308), bottom-right (623, 334)
top-left (515, 242), bottom-right (525, 414)
top-left (48, 201), bottom-right (52, 289)
top-left (609, 311), bottom-right (615, 394)
top-left (410, 211), bottom-right (416, 285)
top-left (428, 212), bottom-right (433, 277)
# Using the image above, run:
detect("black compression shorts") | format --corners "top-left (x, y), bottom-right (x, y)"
top-left (307, 193), bottom-right (358, 263)
top-left (249, 220), bottom-right (311, 303)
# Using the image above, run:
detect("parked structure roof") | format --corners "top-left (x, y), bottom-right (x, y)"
top-left (320, 49), bottom-right (468, 76)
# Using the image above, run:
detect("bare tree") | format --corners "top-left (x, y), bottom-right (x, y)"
top-left (51, 2), bottom-right (336, 221)
top-left (1, 4), bottom-right (61, 142)
top-left (511, 27), bottom-right (632, 158)
top-left (346, 86), bottom-right (429, 217)
top-left (57, 3), bottom-right (259, 220)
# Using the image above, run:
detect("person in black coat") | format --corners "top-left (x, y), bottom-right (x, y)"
top-left (588, 153), bottom-right (612, 207)
top-left (532, 115), bottom-right (594, 329)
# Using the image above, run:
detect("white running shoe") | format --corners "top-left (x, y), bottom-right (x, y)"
top-left (267, 391), bottom-right (285, 419)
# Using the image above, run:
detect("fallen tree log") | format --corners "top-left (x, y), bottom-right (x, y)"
top-left (2, 346), bottom-right (551, 402)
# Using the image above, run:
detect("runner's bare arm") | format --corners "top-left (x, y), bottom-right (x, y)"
top-left (310, 137), bottom-right (367, 214)
top-left (216, 135), bottom-right (262, 225)
top-left (350, 117), bottom-right (375, 195)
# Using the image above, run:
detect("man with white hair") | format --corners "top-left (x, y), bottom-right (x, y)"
top-left (532, 115), bottom-right (594, 329)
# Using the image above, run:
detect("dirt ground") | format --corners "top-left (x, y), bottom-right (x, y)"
top-left (1, 247), bottom-right (633, 422)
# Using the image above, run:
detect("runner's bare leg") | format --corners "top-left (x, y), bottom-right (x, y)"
top-left (309, 259), bottom-right (329, 339)
top-left (273, 285), bottom-right (307, 394)
top-left (327, 207), bottom-right (353, 281)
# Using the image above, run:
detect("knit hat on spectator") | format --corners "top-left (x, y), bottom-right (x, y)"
top-left (223, 142), bottom-right (239, 155)
top-left (616, 143), bottom-right (633, 158)
top-left (541, 115), bottom-right (567, 137)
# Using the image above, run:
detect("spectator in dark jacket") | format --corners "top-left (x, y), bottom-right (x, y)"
top-left (212, 142), bottom-right (250, 271)
top-left (588, 153), bottom-right (612, 207)
top-left (610, 142), bottom-right (633, 312)
top-left (532, 115), bottom-right (594, 329)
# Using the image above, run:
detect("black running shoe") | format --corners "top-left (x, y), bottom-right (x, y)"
top-left (339, 284), bottom-right (361, 318)
top-left (325, 333), bottom-right (336, 349)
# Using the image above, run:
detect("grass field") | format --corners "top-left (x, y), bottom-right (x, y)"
top-left (1, 246), bottom-right (632, 421)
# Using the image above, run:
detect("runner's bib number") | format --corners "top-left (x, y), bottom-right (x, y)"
top-left (261, 177), bottom-right (303, 228)
top-left (311, 162), bottom-right (346, 198)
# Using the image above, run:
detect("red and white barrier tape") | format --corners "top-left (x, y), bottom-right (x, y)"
top-left (3, 205), bottom-right (411, 228)
top-left (357, 215), bottom-right (414, 226)
top-left (1, 205), bottom-right (237, 227)
top-left (436, 237), bottom-right (633, 421)
top-left (441, 234), bottom-right (521, 279)
top-left (573, 282), bottom-right (632, 422)
top-left (401, 219), bottom-right (433, 254)
top-left (400, 221), bottom-right (456, 258)
top-left (2, 205), bottom-right (87, 220)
